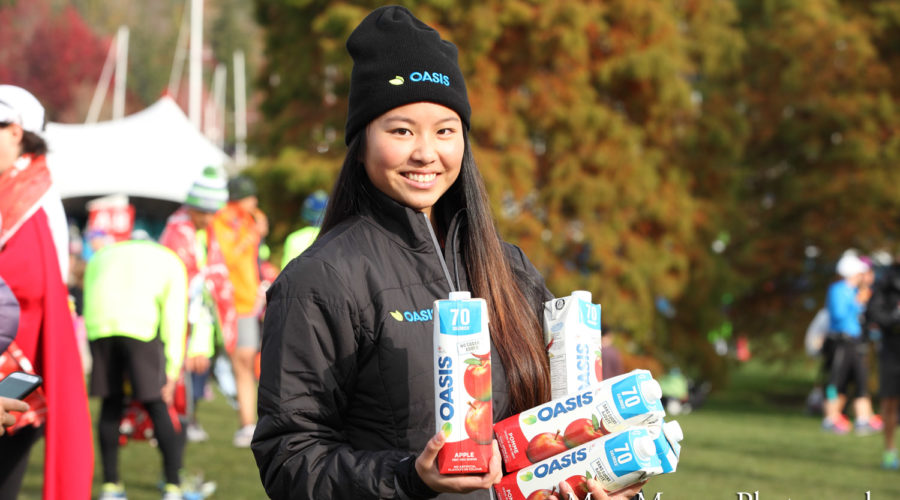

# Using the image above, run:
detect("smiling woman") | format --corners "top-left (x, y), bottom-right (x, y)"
top-left (251, 6), bottom-right (642, 500)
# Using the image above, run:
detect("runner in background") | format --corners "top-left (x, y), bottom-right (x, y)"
top-left (160, 166), bottom-right (237, 443)
top-left (83, 238), bottom-right (189, 500)
top-left (280, 190), bottom-right (328, 270)
top-left (213, 175), bottom-right (266, 447)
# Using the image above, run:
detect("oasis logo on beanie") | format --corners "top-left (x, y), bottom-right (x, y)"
top-left (345, 5), bottom-right (471, 144)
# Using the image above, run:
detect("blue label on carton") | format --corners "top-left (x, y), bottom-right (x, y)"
top-left (612, 372), bottom-right (663, 419)
top-left (438, 301), bottom-right (483, 336)
top-left (577, 300), bottom-right (602, 330)
top-left (604, 429), bottom-right (658, 477)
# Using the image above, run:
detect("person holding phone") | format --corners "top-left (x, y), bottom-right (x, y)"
top-left (252, 7), bottom-right (646, 499)
top-left (0, 85), bottom-right (94, 500)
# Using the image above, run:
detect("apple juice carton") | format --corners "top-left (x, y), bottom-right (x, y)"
top-left (434, 291), bottom-right (492, 474)
top-left (650, 420), bottom-right (683, 474)
top-left (494, 369), bottom-right (664, 472)
top-left (544, 290), bottom-right (603, 399)
top-left (494, 425), bottom-right (663, 500)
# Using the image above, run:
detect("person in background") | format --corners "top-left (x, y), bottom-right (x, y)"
top-left (280, 190), bottom-right (328, 270)
top-left (865, 256), bottom-right (900, 468)
top-left (252, 7), bottom-right (645, 500)
top-left (822, 253), bottom-right (881, 434)
top-left (212, 175), bottom-right (266, 447)
top-left (601, 327), bottom-right (625, 381)
top-left (0, 85), bottom-right (69, 284)
top-left (0, 85), bottom-right (93, 500)
top-left (83, 238), bottom-right (189, 500)
top-left (160, 166), bottom-right (237, 443)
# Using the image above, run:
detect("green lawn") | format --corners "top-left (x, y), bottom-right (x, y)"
top-left (20, 360), bottom-right (897, 499)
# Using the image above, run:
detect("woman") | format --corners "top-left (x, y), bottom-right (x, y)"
top-left (252, 7), bottom-right (644, 499)
top-left (0, 85), bottom-right (93, 500)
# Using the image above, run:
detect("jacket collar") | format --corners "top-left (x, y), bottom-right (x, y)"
top-left (359, 176), bottom-right (448, 251)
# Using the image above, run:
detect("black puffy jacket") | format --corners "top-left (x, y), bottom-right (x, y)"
top-left (252, 187), bottom-right (551, 499)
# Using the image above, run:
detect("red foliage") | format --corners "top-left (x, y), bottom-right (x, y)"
top-left (0, 0), bottom-right (109, 120)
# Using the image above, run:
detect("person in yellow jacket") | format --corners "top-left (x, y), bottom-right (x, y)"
top-left (280, 190), bottom-right (328, 270)
top-left (83, 239), bottom-right (189, 500)
top-left (212, 175), bottom-right (267, 447)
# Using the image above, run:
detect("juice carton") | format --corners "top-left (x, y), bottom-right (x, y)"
top-left (434, 291), bottom-right (493, 474)
top-left (544, 291), bottom-right (603, 399)
top-left (651, 420), bottom-right (683, 474)
top-left (494, 369), bottom-right (664, 472)
top-left (494, 425), bottom-right (663, 500)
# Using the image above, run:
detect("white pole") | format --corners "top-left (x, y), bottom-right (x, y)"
top-left (233, 50), bottom-right (247, 167)
top-left (189, 0), bottom-right (203, 129)
top-left (86, 36), bottom-right (118, 123)
top-left (167, 0), bottom-right (191, 99)
top-left (113, 26), bottom-right (129, 120)
top-left (213, 64), bottom-right (227, 149)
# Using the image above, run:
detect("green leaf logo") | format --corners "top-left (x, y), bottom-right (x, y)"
top-left (389, 76), bottom-right (405, 86)
top-left (441, 422), bottom-right (452, 437)
top-left (519, 471), bottom-right (534, 481)
top-left (523, 415), bottom-right (537, 425)
top-left (390, 311), bottom-right (404, 321)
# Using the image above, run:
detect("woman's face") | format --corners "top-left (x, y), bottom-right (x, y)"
top-left (363, 102), bottom-right (464, 221)
top-left (0, 123), bottom-right (23, 173)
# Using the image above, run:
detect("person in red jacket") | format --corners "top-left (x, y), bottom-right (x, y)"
top-left (0, 85), bottom-right (93, 500)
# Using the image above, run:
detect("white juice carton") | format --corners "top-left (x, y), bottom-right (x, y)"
top-left (651, 420), bottom-right (683, 474)
top-left (494, 425), bottom-right (663, 500)
top-left (434, 291), bottom-right (493, 474)
top-left (544, 291), bottom-right (603, 399)
top-left (494, 369), bottom-right (665, 472)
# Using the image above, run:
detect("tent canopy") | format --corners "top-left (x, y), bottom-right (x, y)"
top-left (45, 96), bottom-right (230, 203)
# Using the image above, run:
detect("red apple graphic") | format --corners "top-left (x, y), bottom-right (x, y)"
top-left (464, 400), bottom-right (493, 444)
top-left (464, 357), bottom-right (491, 402)
top-left (525, 430), bottom-right (568, 463)
top-left (563, 415), bottom-right (605, 448)
top-left (526, 489), bottom-right (556, 500)
top-left (565, 474), bottom-right (590, 500)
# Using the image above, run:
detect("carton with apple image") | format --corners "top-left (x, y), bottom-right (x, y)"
top-left (493, 369), bottom-right (664, 472)
top-left (544, 291), bottom-right (603, 400)
top-left (494, 425), bottom-right (666, 500)
top-left (434, 291), bottom-right (493, 474)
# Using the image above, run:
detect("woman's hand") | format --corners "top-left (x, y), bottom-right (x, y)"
top-left (551, 479), bottom-right (647, 500)
top-left (414, 432), bottom-right (503, 494)
top-left (0, 396), bottom-right (29, 436)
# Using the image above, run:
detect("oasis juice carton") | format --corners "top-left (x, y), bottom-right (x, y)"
top-left (494, 425), bottom-right (663, 500)
top-left (494, 369), bottom-right (664, 472)
top-left (434, 291), bottom-right (493, 474)
top-left (544, 291), bottom-right (603, 399)
top-left (651, 420), bottom-right (683, 474)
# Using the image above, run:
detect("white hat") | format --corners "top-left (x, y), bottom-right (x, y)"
top-left (0, 85), bottom-right (45, 134)
top-left (836, 254), bottom-right (868, 278)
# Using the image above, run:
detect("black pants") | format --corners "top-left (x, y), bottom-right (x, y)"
top-left (99, 397), bottom-right (185, 485)
top-left (0, 425), bottom-right (44, 500)
top-left (828, 337), bottom-right (869, 399)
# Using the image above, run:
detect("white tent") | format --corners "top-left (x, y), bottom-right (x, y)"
top-left (45, 96), bottom-right (230, 203)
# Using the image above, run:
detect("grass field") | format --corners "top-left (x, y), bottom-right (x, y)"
top-left (19, 359), bottom-right (897, 500)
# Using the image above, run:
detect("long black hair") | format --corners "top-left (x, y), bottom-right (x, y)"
top-left (320, 130), bottom-right (551, 413)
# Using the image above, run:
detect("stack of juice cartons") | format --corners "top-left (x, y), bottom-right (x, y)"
top-left (492, 291), bottom-right (684, 500)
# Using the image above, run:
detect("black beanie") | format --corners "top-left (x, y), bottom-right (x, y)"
top-left (345, 5), bottom-right (471, 144)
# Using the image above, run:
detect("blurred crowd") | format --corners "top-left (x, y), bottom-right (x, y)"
top-left (0, 85), bottom-right (326, 499)
top-left (806, 249), bottom-right (900, 470)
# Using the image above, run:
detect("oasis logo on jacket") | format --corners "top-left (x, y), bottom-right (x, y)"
top-left (388, 71), bottom-right (451, 87)
top-left (390, 308), bottom-right (434, 322)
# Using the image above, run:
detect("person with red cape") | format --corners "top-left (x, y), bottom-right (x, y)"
top-left (0, 85), bottom-right (94, 500)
